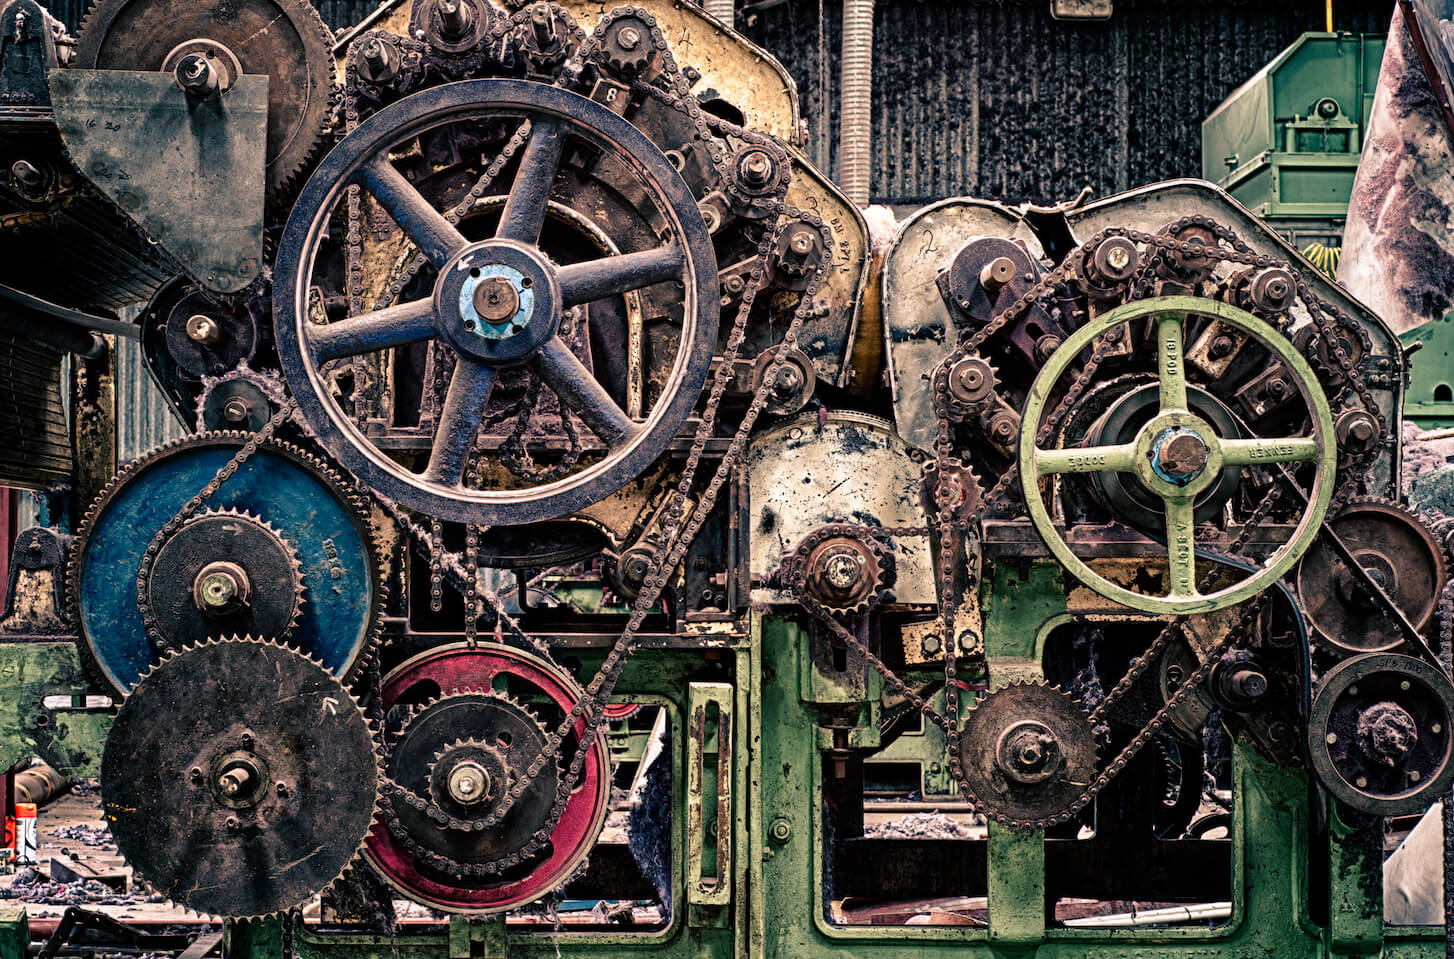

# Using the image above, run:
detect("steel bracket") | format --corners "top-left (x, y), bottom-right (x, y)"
top-left (687, 682), bottom-right (733, 907)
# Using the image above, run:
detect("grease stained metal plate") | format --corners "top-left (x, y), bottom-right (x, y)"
top-left (747, 412), bottom-right (933, 606)
top-left (48, 69), bottom-right (266, 293)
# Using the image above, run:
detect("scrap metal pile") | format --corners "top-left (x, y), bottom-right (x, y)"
top-left (0, 0), bottom-right (1448, 948)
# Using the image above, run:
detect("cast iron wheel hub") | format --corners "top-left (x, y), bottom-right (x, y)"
top-left (434, 239), bottom-right (558, 359)
top-left (995, 719), bottom-right (1063, 786)
top-left (1308, 652), bottom-right (1454, 816)
top-left (1149, 426), bottom-right (1210, 485)
top-left (957, 681), bottom-right (1098, 826)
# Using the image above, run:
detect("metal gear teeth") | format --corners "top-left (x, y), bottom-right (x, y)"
top-left (787, 523), bottom-right (896, 618)
top-left (73, 0), bottom-right (336, 201)
top-left (70, 430), bottom-right (389, 694)
top-left (185, 506), bottom-right (309, 637)
top-left (385, 688), bottom-right (561, 833)
top-left (195, 363), bottom-right (289, 428)
top-left (1333, 495), bottom-right (1449, 591)
top-left (955, 680), bottom-right (1101, 831)
top-left (107, 636), bottom-right (382, 921)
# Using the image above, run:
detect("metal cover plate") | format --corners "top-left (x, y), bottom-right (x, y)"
top-left (47, 69), bottom-right (267, 293)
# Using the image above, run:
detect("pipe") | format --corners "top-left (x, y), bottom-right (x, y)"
top-left (0, 283), bottom-right (137, 339)
top-left (838, 0), bottom-right (874, 206)
top-left (13, 762), bottom-right (68, 809)
top-left (0, 311), bottom-right (106, 359)
top-left (704, 0), bottom-right (733, 25)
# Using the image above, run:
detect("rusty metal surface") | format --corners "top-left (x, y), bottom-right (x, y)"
top-left (881, 197), bottom-right (1042, 452)
top-left (47, 69), bottom-right (267, 293)
top-left (559, 0), bottom-right (800, 142)
top-left (747, 411), bottom-right (934, 607)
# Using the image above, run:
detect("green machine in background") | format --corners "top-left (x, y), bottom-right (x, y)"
top-left (1202, 32), bottom-right (1385, 265)
top-left (1401, 312), bottom-right (1454, 429)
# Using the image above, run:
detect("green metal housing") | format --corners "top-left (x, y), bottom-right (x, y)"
top-left (1401, 310), bottom-right (1454, 428)
top-left (1202, 32), bottom-right (1385, 249)
top-left (4, 584), bottom-right (1451, 957)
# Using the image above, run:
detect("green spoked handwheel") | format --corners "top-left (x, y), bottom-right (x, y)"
top-left (1018, 296), bottom-right (1337, 614)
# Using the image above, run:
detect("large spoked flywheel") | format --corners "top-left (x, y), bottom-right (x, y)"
top-left (273, 79), bottom-right (719, 525)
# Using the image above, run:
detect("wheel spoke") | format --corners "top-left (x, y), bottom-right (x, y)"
top-left (1164, 497), bottom-right (1197, 599)
top-left (423, 360), bottom-right (497, 487)
top-left (1035, 443), bottom-right (1138, 476)
top-left (557, 243), bottom-right (685, 306)
top-left (309, 299), bottom-right (438, 363)
top-left (1156, 313), bottom-right (1188, 413)
top-left (531, 336), bottom-right (639, 449)
top-left (1220, 435), bottom-right (1321, 467)
top-left (355, 157), bottom-right (469, 268)
top-left (496, 120), bottom-right (564, 245)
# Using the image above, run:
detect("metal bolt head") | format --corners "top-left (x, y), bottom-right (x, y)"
top-left (10, 159), bottom-right (42, 190)
top-left (1209, 334), bottom-right (1236, 359)
top-left (769, 818), bottom-right (792, 843)
top-left (447, 761), bottom-right (490, 805)
top-left (1106, 246), bottom-right (1129, 271)
top-left (185, 314), bottom-right (221, 346)
top-left (198, 571), bottom-right (236, 609)
top-left (773, 363), bottom-right (802, 395)
top-left (221, 397), bottom-right (252, 424)
top-left (823, 552), bottom-right (863, 590)
top-left (979, 256), bottom-right (1017, 291)
top-left (472, 276), bottom-right (520, 324)
top-left (740, 149), bottom-right (774, 188)
top-left (175, 52), bottom-right (219, 97)
top-left (789, 232), bottom-right (814, 256)
top-left (617, 26), bottom-right (641, 49)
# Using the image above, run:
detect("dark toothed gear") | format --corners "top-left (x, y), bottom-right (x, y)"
top-left (596, 15), bottom-right (655, 77)
top-left (101, 638), bottom-right (379, 919)
top-left (385, 692), bottom-right (559, 868)
top-left (956, 681), bottom-right (1099, 828)
top-left (197, 367), bottom-right (285, 431)
top-left (788, 523), bottom-right (895, 616)
top-left (1307, 652), bottom-right (1454, 816)
top-left (72, 0), bottom-right (334, 198)
top-left (70, 432), bottom-right (385, 695)
top-left (143, 507), bottom-right (304, 652)
top-left (365, 643), bottom-right (611, 913)
top-left (1295, 498), bottom-right (1447, 655)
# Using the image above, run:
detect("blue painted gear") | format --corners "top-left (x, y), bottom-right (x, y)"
top-left (70, 431), bottom-right (385, 695)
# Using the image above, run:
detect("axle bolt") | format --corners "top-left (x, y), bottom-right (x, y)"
top-left (185, 314), bottom-right (221, 346)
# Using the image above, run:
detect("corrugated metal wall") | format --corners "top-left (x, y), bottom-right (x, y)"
top-left (114, 333), bottom-right (185, 464)
top-left (42, 0), bottom-right (1396, 205)
top-left (739, 0), bottom-right (1395, 205)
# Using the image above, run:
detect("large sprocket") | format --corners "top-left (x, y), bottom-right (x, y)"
top-left (956, 681), bottom-right (1099, 828)
top-left (72, 0), bottom-right (334, 198)
top-left (101, 638), bottom-right (379, 919)
top-left (70, 432), bottom-right (385, 694)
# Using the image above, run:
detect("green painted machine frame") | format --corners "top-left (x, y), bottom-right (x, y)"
top-left (1, 558), bottom-right (1449, 958)
top-left (1202, 32), bottom-right (1385, 251)
top-left (1401, 310), bottom-right (1454, 429)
